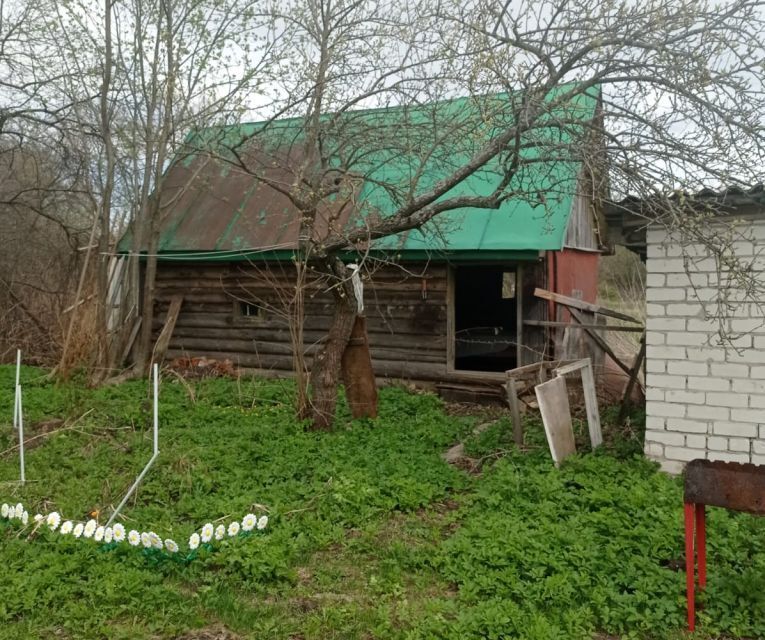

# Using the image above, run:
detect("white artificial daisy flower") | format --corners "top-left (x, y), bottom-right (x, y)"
top-left (241, 513), bottom-right (257, 531)
top-left (34, 513), bottom-right (44, 524)
top-left (7, 506), bottom-right (15, 519)
top-left (94, 526), bottom-right (105, 542)
top-left (21, 511), bottom-right (28, 525)
top-left (200, 523), bottom-right (214, 543)
top-left (112, 523), bottom-right (126, 542)
top-left (104, 527), bottom-right (114, 543)
top-left (60, 520), bottom-right (73, 535)
top-left (149, 532), bottom-right (163, 550)
top-left (15, 503), bottom-right (23, 516)
top-left (257, 515), bottom-right (269, 530)
top-left (188, 532), bottom-right (200, 550)
top-left (47, 512), bottom-right (61, 531)
top-left (73, 523), bottom-right (84, 538)
top-left (128, 529), bottom-right (141, 546)
top-left (1, 504), bottom-right (8, 518)
top-left (140, 532), bottom-right (152, 548)
top-left (83, 519), bottom-right (97, 538)
top-left (164, 538), bottom-right (179, 553)
top-left (215, 524), bottom-right (225, 541)
top-left (227, 521), bottom-right (240, 537)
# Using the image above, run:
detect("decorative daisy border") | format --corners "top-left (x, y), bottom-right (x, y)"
top-left (1, 501), bottom-right (268, 558)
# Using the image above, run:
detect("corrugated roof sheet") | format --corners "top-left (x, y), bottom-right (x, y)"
top-left (120, 85), bottom-right (599, 260)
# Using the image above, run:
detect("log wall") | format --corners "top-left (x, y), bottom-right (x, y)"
top-left (153, 261), bottom-right (451, 381)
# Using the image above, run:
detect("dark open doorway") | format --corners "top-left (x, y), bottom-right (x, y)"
top-left (454, 265), bottom-right (518, 371)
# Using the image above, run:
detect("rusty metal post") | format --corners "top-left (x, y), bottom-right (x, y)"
top-left (684, 501), bottom-right (696, 632)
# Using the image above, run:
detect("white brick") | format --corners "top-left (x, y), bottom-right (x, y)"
top-left (730, 318), bottom-right (765, 333)
top-left (707, 436), bottom-right (728, 451)
top-left (647, 288), bottom-right (686, 302)
top-left (646, 360), bottom-right (665, 374)
top-left (647, 303), bottom-right (667, 317)
top-left (751, 454), bottom-right (765, 466)
top-left (728, 437), bottom-right (751, 453)
top-left (668, 333), bottom-right (710, 347)
top-left (647, 317), bottom-right (685, 331)
top-left (749, 366), bottom-right (765, 379)
top-left (647, 401), bottom-right (686, 418)
top-left (648, 346), bottom-right (686, 360)
top-left (710, 363), bottom-right (749, 378)
top-left (730, 408), bottom-right (765, 424)
top-left (665, 446), bottom-right (703, 462)
top-left (667, 273), bottom-right (706, 287)
top-left (646, 273), bottom-right (665, 287)
top-left (645, 418), bottom-right (666, 434)
top-left (754, 440), bottom-right (765, 455)
top-left (646, 332), bottom-right (665, 346)
top-left (685, 434), bottom-right (707, 449)
top-left (646, 431), bottom-right (685, 446)
top-left (727, 349), bottom-right (765, 365)
top-left (657, 459), bottom-right (686, 474)
top-left (687, 318), bottom-right (716, 332)
top-left (666, 418), bottom-right (708, 433)
top-left (687, 376), bottom-right (729, 392)
top-left (647, 228), bottom-right (667, 245)
top-left (686, 346), bottom-right (723, 361)
top-left (688, 405), bottom-right (729, 421)
top-left (736, 379), bottom-right (765, 394)
top-left (747, 395), bottom-right (765, 409)
top-left (713, 421), bottom-right (758, 438)
top-left (668, 361), bottom-right (706, 376)
top-left (666, 303), bottom-right (705, 317)
top-left (666, 390), bottom-right (705, 404)
top-left (652, 257), bottom-right (688, 273)
top-left (647, 374), bottom-right (686, 389)
top-left (705, 392), bottom-right (745, 408)
top-left (708, 450), bottom-right (750, 464)
top-left (645, 442), bottom-right (664, 458)
top-left (646, 388), bottom-right (664, 401)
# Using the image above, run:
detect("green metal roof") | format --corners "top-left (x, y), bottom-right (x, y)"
top-left (120, 85), bottom-right (599, 261)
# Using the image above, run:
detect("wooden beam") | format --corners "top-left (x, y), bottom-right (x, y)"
top-left (568, 308), bottom-right (633, 377)
top-left (152, 295), bottom-right (183, 366)
top-left (534, 288), bottom-right (642, 324)
top-left (618, 333), bottom-right (647, 423)
top-left (504, 377), bottom-right (523, 446)
top-left (524, 320), bottom-right (644, 332)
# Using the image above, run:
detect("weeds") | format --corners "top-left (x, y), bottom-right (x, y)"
top-left (0, 366), bottom-right (763, 639)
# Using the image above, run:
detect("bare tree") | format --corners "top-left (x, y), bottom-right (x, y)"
top-left (217, 0), bottom-right (765, 429)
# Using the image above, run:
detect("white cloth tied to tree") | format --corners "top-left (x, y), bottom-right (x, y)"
top-left (347, 263), bottom-right (364, 314)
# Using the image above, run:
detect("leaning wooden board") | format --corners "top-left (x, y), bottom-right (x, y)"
top-left (535, 376), bottom-right (576, 466)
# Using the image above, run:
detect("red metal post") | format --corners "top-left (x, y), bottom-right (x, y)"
top-left (684, 501), bottom-right (696, 632)
top-left (696, 504), bottom-right (706, 589)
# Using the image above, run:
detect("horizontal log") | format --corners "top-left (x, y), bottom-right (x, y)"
top-left (163, 325), bottom-right (447, 351)
top-left (524, 320), bottom-right (645, 332)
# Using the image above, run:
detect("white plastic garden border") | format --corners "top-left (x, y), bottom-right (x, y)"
top-left (12, 349), bottom-right (25, 484)
top-left (106, 363), bottom-right (160, 527)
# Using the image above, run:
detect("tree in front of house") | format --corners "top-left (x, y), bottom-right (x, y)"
top-left (209, 0), bottom-right (765, 429)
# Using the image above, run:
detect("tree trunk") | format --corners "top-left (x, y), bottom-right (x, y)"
top-left (309, 259), bottom-right (357, 431)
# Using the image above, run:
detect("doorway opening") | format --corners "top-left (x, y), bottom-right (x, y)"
top-left (453, 266), bottom-right (518, 372)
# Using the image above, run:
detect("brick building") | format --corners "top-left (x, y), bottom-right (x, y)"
top-left (609, 186), bottom-right (765, 474)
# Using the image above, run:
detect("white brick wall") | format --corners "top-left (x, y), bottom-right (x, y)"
top-left (644, 218), bottom-right (765, 474)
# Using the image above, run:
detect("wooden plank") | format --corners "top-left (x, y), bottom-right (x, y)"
top-left (152, 295), bottom-right (183, 365)
top-left (568, 308), bottom-right (633, 376)
top-left (446, 266), bottom-right (455, 370)
top-left (534, 287), bottom-right (641, 324)
top-left (535, 376), bottom-right (576, 467)
top-left (524, 320), bottom-right (644, 332)
top-left (579, 359), bottom-right (603, 449)
top-left (505, 377), bottom-right (523, 446)
top-left (555, 358), bottom-right (591, 376)
top-left (618, 333), bottom-right (646, 423)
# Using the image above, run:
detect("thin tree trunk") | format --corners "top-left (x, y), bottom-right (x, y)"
top-left (309, 258), bottom-right (357, 431)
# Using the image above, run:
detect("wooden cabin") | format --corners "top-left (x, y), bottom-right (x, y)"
top-left (122, 91), bottom-right (608, 386)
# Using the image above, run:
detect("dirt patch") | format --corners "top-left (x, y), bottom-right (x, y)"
top-left (174, 625), bottom-right (241, 640)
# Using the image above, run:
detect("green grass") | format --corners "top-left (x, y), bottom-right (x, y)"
top-left (0, 366), bottom-right (763, 639)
